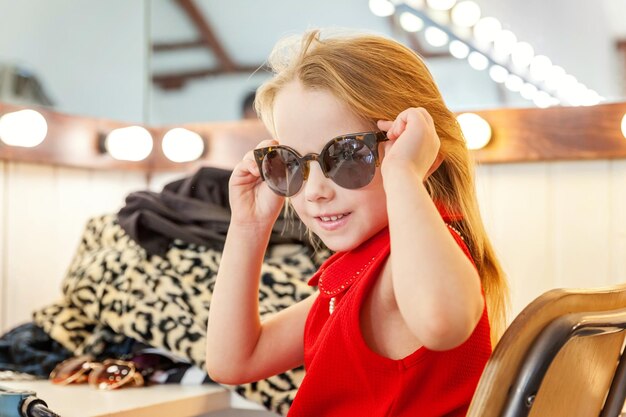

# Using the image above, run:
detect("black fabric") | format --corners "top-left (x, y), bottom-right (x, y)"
top-left (0, 322), bottom-right (165, 379)
top-left (118, 166), bottom-right (309, 256)
top-left (0, 322), bottom-right (72, 377)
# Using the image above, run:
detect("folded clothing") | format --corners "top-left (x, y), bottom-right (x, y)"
top-left (0, 323), bottom-right (71, 377)
top-left (33, 214), bottom-right (329, 415)
top-left (118, 167), bottom-right (312, 257)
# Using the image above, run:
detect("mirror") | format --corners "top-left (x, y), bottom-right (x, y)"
top-left (147, 0), bottom-right (626, 124)
top-left (0, 0), bottom-right (148, 123)
top-left (1, 0), bottom-right (624, 125)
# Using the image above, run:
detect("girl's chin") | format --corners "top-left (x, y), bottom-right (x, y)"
top-left (318, 235), bottom-right (362, 253)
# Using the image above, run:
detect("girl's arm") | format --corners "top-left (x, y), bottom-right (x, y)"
top-left (206, 142), bottom-right (316, 385)
top-left (378, 109), bottom-right (484, 351)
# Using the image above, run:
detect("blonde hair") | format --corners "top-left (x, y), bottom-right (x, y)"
top-left (255, 29), bottom-right (509, 344)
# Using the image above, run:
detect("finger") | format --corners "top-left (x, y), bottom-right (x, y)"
top-left (237, 153), bottom-right (262, 178)
top-left (377, 120), bottom-right (393, 133)
top-left (388, 116), bottom-right (408, 140)
top-left (243, 139), bottom-right (278, 176)
top-left (416, 107), bottom-right (434, 125)
top-left (395, 107), bottom-right (429, 140)
top-left (254, 139), bottom-right (279, 149)
top-left (244, 158), bottom-right (261, 178)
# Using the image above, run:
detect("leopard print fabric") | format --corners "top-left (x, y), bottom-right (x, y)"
top-left (33, 214), bottom-right (329, 415)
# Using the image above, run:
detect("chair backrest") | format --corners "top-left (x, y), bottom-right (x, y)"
top-left (468, 283), bottom-right (626, 417)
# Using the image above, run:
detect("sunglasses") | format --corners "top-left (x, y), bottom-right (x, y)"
top-left (49, 353), bottom-right (168, 390)
top-left (253, 131), bottom-right (388, 197)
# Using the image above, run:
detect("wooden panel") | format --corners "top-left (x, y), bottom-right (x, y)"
top-left (52, 169), bottom-right (147, 289)
top-left (87, 170), bottom-right (148, 217)
top-left (474, 164), bottom-right (493, 233)
top-left (472, 102), bottom-right (626, 163)
top-left (551, 161), bottom-right (612, 288)
top-left (5, 163), bottom-right (61, 331)
top-left (149, 171), bottom-right (189, 192)
top-left (3, 102), bottom-right (626, 172)
top-left (0, 161), bottom-right (5, 332)
top-left (0, 102), bottom-right (152, 171)
top-left (488, 163), bottom-right (554, 317)
top-left (0, 102), bottom-right (269, 172)
top-left (54, 167), bottom-right (94, 275)
top-left (476, 160), bottom-right (620, 321)
top-left (610, 159), bottom-right (626, 285)
top-left (2, 164), bottom-right (149, 331)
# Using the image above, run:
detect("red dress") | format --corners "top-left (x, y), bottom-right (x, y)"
top-left (287, 224), bottom-right (492, 416)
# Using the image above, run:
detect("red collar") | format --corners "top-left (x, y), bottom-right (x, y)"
top-left (308, 228), bottom-right (390, 298)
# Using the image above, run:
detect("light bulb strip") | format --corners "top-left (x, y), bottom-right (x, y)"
top-left (396, 4), bottom-right (546, 97)
top-left (393, 2), bottom-right (600, 108)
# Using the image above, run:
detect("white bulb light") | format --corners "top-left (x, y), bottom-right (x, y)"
top-left (161, 128), bottom-right (205, 163)
top-left (488, 65), bottom-right (508, 83)
top-left (468, 51), bottom-right (488, 70)
top-left (533, 91), bottom-right (553, 108)
top-left (424, 26), bottom-right (449, 47)
top-left (405, 0), bottom-right (426, 8)
top-left (451, 1), bottom-right (481, 27)
top-left (520, 83), bottom-right (538, 101)
top-left (556, 74), bottom-right (578, 102)
top-left (529, 55), bottom-right (552, 82)
top-left (582, 90), bottom-right (602, 106)
top-left (473, 17), bottom-right (501, 44)
top-left (449, 40), bottom-right (470, 59)
top-left (565, 82), bottom-right (589, 106)
top-left (0, 109), bottom-right (48, 148)
top-left (457, 113), bottom-right (492, 150)
top-left (369, 0), bottom-right (395, 16)
top-left (544, 65), bottom-right (566, 91)
top-left (621, 114), bottom-right (626, 140)
top-left (504, 74), bottom-right (524, 92)
top-left (426, 0), bottom-right (456, 11)
top-left (104, 126), bottom-right (153, 161)
top-left (493, 30), bottom-right (517, 57)
top-left (511, 41), bottom-right (535, 69)
top-left (399, 12), bottom-right (424, 32)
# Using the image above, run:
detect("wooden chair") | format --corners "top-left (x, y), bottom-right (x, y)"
top-left (468, 283), bottom-right (626, 417)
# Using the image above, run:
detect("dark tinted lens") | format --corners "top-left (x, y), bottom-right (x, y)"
top-left (261, 148), bottom-right (303, 197)
top-left (322, 137), bottom-right (376, 189)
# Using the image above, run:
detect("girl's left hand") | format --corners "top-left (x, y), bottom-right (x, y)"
top-left (377, 107), bottom-right (442, 180)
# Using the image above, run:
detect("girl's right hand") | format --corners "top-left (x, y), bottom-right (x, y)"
top-left (228, 139), bottom-right (285, 228)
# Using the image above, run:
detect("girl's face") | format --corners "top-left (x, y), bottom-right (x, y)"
top-left (272, 80), bottom-right (389, 252)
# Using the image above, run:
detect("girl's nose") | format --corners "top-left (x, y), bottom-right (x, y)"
top-left (304, 162), bottom-right (335, 202)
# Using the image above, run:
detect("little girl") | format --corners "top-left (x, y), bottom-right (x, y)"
top-left (206, 29), bottom-right (508, 416)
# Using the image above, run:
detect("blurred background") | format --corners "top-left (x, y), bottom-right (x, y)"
top-left (1, 0), bottom-right (625, 125)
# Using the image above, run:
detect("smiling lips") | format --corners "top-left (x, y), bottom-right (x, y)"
top-left (320, 213), bottom-right (346, 222)
top-left (315, 212), bottom-right (351, 231)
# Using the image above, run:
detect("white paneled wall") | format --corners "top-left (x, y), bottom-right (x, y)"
top-left (1, 163), bottom-right (147, 332)
top-left (475, 159), bottom-right (626, 318)
top-left (612, 162), bottom-right (626, 285)
top-left (0, 159), bottom-right (625, 333)
top-left (0, 162), bottom-right (5, 331)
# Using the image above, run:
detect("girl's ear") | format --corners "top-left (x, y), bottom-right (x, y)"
top-left (426, 153), bottom-right (445, 178)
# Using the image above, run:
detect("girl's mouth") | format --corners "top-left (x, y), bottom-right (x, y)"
top-left (315, 212), bottom-right (351, 231)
